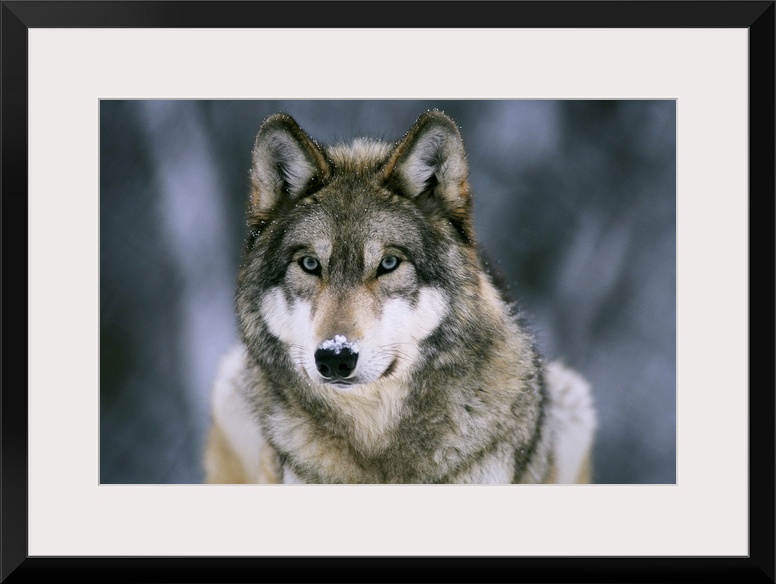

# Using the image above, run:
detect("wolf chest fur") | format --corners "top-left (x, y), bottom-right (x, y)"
top-left (204, 111), bottom-right (596, 484)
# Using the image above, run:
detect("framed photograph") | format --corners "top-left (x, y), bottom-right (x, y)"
top-left (6, 1), bottom-right (773, 582)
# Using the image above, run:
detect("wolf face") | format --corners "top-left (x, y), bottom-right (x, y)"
top-left (237, 111), bottom-right (485, 393)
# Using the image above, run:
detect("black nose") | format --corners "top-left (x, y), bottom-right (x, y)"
top-left (314, 346), bottom-right (358, 380)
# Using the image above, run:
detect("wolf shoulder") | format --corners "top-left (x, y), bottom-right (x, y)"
top-left (203, 344), bottom-right (281, 484)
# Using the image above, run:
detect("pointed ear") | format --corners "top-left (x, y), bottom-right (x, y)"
top-left (384, 111), bottom-right (470, 212)
top-left (250, 113), bottom-right (330, 213)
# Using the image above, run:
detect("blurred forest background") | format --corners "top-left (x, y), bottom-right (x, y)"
top-left (100, 100), bottom-right (676, 484)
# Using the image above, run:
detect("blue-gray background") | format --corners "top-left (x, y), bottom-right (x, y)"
top-left (100, 100), bottom-right (676, 484)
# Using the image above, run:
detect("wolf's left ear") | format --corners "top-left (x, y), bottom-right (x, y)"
top-left (250, 113), bottom-right (330, 213)
top-left (384, 111), bottom-right (470, 213)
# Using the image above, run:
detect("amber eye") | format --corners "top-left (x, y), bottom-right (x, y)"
top-left (299, 256), bottom-right (321, 275)
top-left (377, 255), bottom-right (401, 276)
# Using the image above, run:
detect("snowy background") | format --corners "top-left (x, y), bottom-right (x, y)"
top-left (100, 100), bottom-right (676, 484)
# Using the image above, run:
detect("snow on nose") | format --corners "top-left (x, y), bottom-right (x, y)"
top-left (318, 335), bottom-right (359, 355)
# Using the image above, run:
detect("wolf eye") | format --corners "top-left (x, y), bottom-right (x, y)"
top-left (377, 255), bottom-right (401, 276)
top-left (299, 256), bottom-right (321, 275)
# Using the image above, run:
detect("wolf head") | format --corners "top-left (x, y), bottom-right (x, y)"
top-left (236, 111), bottom-right (494, 391)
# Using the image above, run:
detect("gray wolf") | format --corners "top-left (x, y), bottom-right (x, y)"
top-left (204, 111), bottom-right (596, 484)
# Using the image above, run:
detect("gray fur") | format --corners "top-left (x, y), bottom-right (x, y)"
top-left (204, 111), bottom-right (596, 484)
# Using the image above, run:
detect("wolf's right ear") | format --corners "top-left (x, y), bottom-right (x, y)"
top-left (249, 114), bottom-right (330, 213)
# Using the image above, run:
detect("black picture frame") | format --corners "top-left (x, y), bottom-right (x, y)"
top-left (2, 2), bottom-right (773, 582)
